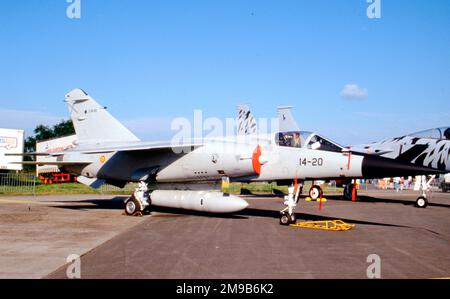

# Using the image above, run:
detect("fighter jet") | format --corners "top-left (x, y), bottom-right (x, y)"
top-left (349, 127), bottom-right (450, 207)
top-left (351, 127), bottom-right (450, 171)
top-left (10, 89), bottom-right (446, 225)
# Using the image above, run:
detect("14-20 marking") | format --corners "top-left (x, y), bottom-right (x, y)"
top-left (299, 158), bottom-right (323, 166)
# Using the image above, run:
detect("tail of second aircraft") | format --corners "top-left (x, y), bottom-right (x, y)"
top-left (65, 88), bottom-right (140, 143)
top-left (236, 104), bottom-right (258, 135)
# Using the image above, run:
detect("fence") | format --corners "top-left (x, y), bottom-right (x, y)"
top-left (0, 173), bottom-right (137, 195)
top-left (0, 173), bottom-right (36, 194)
top-left (99, 182), bottom-right (137, 194)
top-left (0, 173), bottom-right (444, 195)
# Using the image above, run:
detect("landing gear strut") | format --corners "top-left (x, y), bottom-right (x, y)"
top-left (280, 183), bottom-right (301, 225)
top-left (124, 181), bottom-right (151, 216)
top-left (415, 175), bottom-right (434, 208)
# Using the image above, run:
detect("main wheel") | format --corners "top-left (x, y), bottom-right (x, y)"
top-left (309, 185), bottom-right (322, 200)
top-left (124, 195), bottom-right (143, 216)
top-left (343, 184), bottom-right (355, 200)
top-left (415, 196), bottom-right (428, 208)
top-left (280, 212), bottom-right (291, 226)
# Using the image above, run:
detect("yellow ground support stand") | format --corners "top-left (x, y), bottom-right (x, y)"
top-left (290, 219), bottom-right (355, 231)
top-left (305, 197), bottom-right (327, 202)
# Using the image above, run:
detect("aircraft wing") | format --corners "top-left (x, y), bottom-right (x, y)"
top-left (75, 142), bottom-right (203, 154)
top-left (9, 161), bottom-right (92, 166)
top-left (348, 144), bottom-right (394, 156)
top-left (5, 152), bottom-right (52, 156)
top-left (349, 148), bottom-right (394, 156)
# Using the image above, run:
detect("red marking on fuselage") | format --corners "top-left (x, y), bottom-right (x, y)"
top-left (252, 145), bottom-right (262, 175)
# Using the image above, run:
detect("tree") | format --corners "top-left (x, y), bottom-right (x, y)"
top-left (25, 120), bottom-right (75, 153)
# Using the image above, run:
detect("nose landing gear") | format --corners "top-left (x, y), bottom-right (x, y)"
top-left (280, 184), bottom-right (301, 225)
top-left (415, 196), bottom-right (428, 208)
top-left (414, 175), bottom-right (435, 209)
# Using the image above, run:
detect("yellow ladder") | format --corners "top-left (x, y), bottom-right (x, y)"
top-left (290, 219), bottom-right (355, 231)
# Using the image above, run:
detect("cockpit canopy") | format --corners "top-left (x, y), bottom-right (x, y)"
top-left (409, 127), bottom-right (450, 140)
top-left (275, 131), bottom-right (343, 152)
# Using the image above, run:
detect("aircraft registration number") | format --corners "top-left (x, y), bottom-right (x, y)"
top-left (299, 158), bottom-right (323, 166)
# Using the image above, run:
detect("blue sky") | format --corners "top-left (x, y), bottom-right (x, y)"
top-left (0, 0), bottom-right (449, 145)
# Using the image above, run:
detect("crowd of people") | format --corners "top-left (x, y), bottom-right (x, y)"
top-left (377, 177), bottom-right (414, 192)
top-left (355, 176), bottom-right (437, 192)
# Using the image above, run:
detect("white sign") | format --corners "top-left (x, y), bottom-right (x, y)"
top-left (0, 128), bottom-right (24, 171)
top-left (36, 135), bottom-right (77, 175)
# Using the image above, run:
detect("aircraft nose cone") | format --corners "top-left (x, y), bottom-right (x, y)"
top-left (361, 155), bottom-right (446, 178)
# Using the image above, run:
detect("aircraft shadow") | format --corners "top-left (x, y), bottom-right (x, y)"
top-left (49, 197), bottom-right (247, 219)
top-left (325, 195), bottom-right (450, 209)
top-left (49, 197), bottom-right (128, 210)
top-left (48, 196), bottom-right (412, 228)
top-left (238, 208), bottom-right (407, 228)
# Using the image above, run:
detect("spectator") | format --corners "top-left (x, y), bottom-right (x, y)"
top-left (393, 177), bottom-right (401, 192)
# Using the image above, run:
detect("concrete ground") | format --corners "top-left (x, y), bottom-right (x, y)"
top-left (1, 190), bottom-right (449, 279)
top-left (0, 195), bottom-right (145, 278)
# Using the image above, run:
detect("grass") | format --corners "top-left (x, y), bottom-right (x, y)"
top-left (0, 182), bottom-right (133, 196)
top-left (225, 181), bottom-right (343, 195)
top-left (0, 181), bottom-right (343, 196)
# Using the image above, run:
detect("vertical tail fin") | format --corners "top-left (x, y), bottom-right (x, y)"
top-left (277, 106), bottom-right (300, 132)
top-left (65, 88), bottom-right (140, 143)
top-left (236, 104), bottom-right (258, 135)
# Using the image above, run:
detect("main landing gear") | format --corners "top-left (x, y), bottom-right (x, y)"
top-left (280, 183), bottom-right (301, 225)
top-left (343, 183), bottom-right (357, 200)
top-left (124, 181), bottom-right (151, 216)
top-left (308, 185), bottom-right (323, 200)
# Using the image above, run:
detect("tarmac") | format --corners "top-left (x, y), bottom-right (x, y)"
top-left (0, 190), bottom-right (449, 279)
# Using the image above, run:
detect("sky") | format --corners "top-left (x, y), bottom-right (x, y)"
top-left (0, 0), bottom-right (449, 145)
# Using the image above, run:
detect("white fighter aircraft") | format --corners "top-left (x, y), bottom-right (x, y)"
top-left (350, 127), bottom-right (450, 207)
top-left (10, 89), bottom-right (445, 224)
top-left (237, 106), bottom-right (450, 208)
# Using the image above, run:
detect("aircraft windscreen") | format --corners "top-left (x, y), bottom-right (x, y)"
top-left (306, 134), bottom-right (343, 152)
top-left (276, 131), bottom-right (343, 152)
top-left (410, 127), bottom-right (450, 140)
top-left (440, 127), bottom-right (450, 140)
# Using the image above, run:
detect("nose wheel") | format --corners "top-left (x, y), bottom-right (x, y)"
top-left (415, 196), bottom-right (428, 208)
top-left (280, 212), bottom-right (297, 225)
top-left (413, 175), bottom-right (434, 209)
top-left (279, 183), bottom-right (301, 225)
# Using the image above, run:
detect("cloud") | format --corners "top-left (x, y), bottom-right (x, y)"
top-left (340, 84), bottom-right (368, 100)
top-left (0, 109), bottom-right (66, 137)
